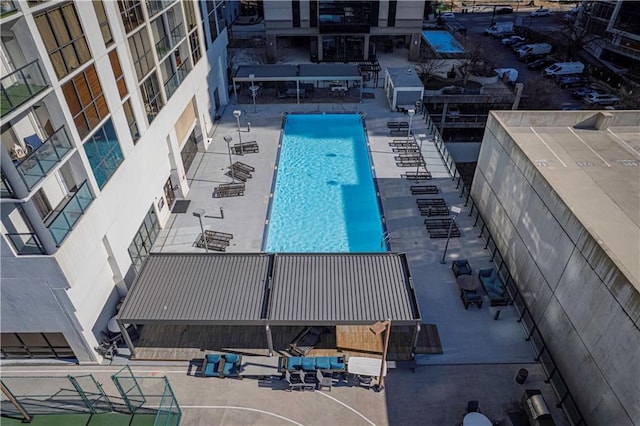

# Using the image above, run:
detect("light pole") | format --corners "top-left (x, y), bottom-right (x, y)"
top-left (223, 135), bottom-right (235, 183)
top-left (249, 73), bottom-right (257, 113)
top-left (441, 206), bottom-right (462, 264)
top-left (369, 319), bottom-right (391, 392)
top-left (406, 109), bottom-right (415, 144)
top-left (415, 133), bottom-right (427, 183)
top-left (233, 110), bottom-right (243, 155)
top-left (193, 208), bottom-right (207, 253)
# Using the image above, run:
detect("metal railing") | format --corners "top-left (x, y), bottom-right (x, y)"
top-left (155, 34), bottom-right (171, 59)
top-left (163, 73), bottom-right (180, 99)
top-left (15, 126), bottom-right (73, 191)
top-left (5, 232), bottom-right (46, 255)
top-left (146, 0), bottom-right (175, 18)
top-left (47, 180), bottom-right (93, 246)
top-left (0, 1), bottom-right (18, 16)
top-left (426, 110), bottom-right (586, 425)
top-left (169, 22), bottom-right (184, 44)
top-left (0, 60), bottom-right (48, 118)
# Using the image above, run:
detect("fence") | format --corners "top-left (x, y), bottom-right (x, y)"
top-left (425, 111), bottom-right (586, 426)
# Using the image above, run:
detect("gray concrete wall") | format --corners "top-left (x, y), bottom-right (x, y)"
top-left (1, 239), bottom-right (94, 363)
top-left (470, 115), bottom-right (640, 425)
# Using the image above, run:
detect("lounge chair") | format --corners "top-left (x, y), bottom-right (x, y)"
top-left (402, 171), bottom-right (432, 180)
top-left (419, 206), bottom-right (450, 217)
top-left (221, 353), bottom-right (242, 379)
top-left (196, 234), bottom-right (229, 251)
top-left (213, 183), bottom-right (245, 198)
top-left (204, 230), bottom-right (233, 242)
top-left (232, 141), bottom-right (259, 154)
top-left (202, 354), bottom-right (224, 377)
top-left (396, 159), bottom-right (425, 167)
top-left (452, 259), bottom-right (472, 277)
top-left (288, 326), bottom-right (323, 356)
top-left (416, 198), bottom-right (447, 206)
top-left (225, 169), bottom-right (250, 182)
top-left (232, 161), bottom-right (255, 173)
top-left (478, 268), bottom-right (509, 306)
top-left (410, 185), bottom-right (438, 195)
top-left (460, 289), bottom-right (483, 309)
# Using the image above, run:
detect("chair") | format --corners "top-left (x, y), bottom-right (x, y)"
top-left (452, 259), bottom-right (472, 277)
top-left (285, 370), bottom-right (305, 391)
top-left (221, 353), bottom-right (242, 379)
top-left (461, 289), bottom-right (483, 309)
top-left (202, 354), bottom-right (224, 377)
top-left (316, 370), bottom-right (332, 391)
top-left (466, 400), bottom-right (480, 413)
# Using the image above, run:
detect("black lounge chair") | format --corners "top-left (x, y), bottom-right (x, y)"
top-left (204, 230), bottom-right (233, 242)
top-left (213, 183), bottom-right (245, 198)
top-left (416, 198), bottom-right (447, 206)
top-left (196, 234), bottom-right (229, 251)
top-left (225, 169), bottom-right (251, 182)
top-left (232, 161), bottom-right (255, 173)
top-left (419, 206), bottom-right (450, 216)
top-left (410, 185), bottom-right (438, 195)
top-left (402, 171), bottom-right (432, 180)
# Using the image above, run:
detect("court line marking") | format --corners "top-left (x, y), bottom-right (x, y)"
top-left (179, 406), bottom-right (303, 426)
top-left (530, 127), bottom-right (567, 167)
top-left (315, 391), bottom-right (377, 426)
top-left (567, 127), bottom-right (610, 166)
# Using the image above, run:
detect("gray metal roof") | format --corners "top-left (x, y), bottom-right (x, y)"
top-left (386, 67), bottom-right (424, 89)
top-left (118, 253), bottom-right (270, 324)
top-left (268, 253), bottom-right (420, 324)
top-left (298, 63), bottom-right (361, 78)
top-left (234, 65), bottom-right (298, 79)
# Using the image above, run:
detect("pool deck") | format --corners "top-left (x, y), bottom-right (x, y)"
top-left (137, 69), bottom-right (568, 424)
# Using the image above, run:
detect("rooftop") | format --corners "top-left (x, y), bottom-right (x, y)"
top-left (490, 110), bottom-right (640, 289)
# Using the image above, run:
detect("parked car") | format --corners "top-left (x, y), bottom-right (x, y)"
top-left (501, 35), bottom-right (525, 46)
top-left (496, 6), bottom-right (514, 14)
top-left (530, 8), bottom-right (551, 17)
top-left (557, 75), bottom-right (590, 89)
top-left (527, 58), bottom-right (555, 70)
top-left (583, 93), bottom-right (619, 106)
top-left (511, 41), bottom-right (530, 51)
top-left (442, 85), bottom-right (464, 94)
top-left (572, 87), bottom-right (602, 100)
top-left (441, 12), bottom-right (455, 20)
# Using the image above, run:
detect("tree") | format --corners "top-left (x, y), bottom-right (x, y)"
top-left (414, 50), bottom-right (449, 84)
top-left (459, 41), bottom-right (496, 85)
top-left (560, 13), bottom-right (606, 60)
top-left (520, 77), bottom-right (557, 109)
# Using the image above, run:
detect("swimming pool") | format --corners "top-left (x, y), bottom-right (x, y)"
top-left (421, 30), bottom-right (465, 54)
top-left (265, 114), bottom-right (385, 253)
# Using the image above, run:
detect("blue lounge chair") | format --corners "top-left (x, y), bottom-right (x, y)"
top-left (222, 353), bottom-right (242, 379)
top-left (202, 354), bottom-right (223, 377)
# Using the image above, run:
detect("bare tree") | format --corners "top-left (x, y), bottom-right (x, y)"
top-left (560, 14), bottom-right (605, 60)
top-left (414, 50), bottom-right (449, 83)
top-left (460, 41), bottom-right (496, 84)
top-left (520, 77), bottom-right (557, 109)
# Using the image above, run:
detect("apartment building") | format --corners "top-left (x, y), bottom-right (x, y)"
top-left (0, 0), bottom-right (231, 363)
top-left (261, 0), bottom-right (425, 62)
top-left (471, 110), bottom-right (639, 425)
top-left (574, 0), bottom-right (640, 82)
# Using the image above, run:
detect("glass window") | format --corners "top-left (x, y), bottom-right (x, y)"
top-left (84, 120), bottom-right (124, 188)
top-left (62, 65), bottom-right (109, 139)
top-left (189, 30), bottom-right (201, 65)
top-left (183, 0), bottom-right (198, 31)
top-left (140, 72), bottom-right (164, 123)
top-left (117, 0), bottom-right (144, 33)
top-left (108, 50), bottom-right (128, 98)
top-left (127, 205), bottom-right (159, 273)
top-left (34, 3), bottom-right (92, 79)
top-left (93, 0), bottom-right (114, 46)
top-left (208, 9), bottom-right (217, 44)
top-left (215, 1), bottom-right (226, 35)
top-left (123, 100), bottom-right (139, 142)
top-left (128, 30), bottom-right (155, 81)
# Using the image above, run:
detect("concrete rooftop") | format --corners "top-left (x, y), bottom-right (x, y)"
top-left (490, 110), bottom-right (640, 290)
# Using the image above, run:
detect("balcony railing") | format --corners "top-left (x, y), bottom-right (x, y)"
top-left (146, 0), bottom-right (175, 18)
top-left (0, 1), bottom-right (18, 18)
top-left (15, 126), bottom-right (73, 191)
top-left (169, 22), bottom-right (185, 44)
top-left (163, 72), bottom-right (180, 99)
top-left (1, 60), bottom-right (48, 118)
top-left (47, 180), bottom-right (93, 246)
top-left (6, 232), bottom-right (46, 255)
top-left (155, 34), bottom-right (171, 59)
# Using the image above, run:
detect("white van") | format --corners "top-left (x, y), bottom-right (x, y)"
top-left (495, 68), bottom-right (518, 83)
top-left (543, 62), bottom-right (585, 77)
top-left (517, 43), bottom-right (552, 58)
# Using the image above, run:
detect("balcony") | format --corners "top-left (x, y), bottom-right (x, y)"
top-left (147, 0), bottom-right (175, 19)
top-left (46, 180), bottom-right (93, 246)
top-left (170, 23), bottom-right (185, 44)
top-left (0, 1), bottom-right (18, 18)
top-left (163, 72), bottom-right (180, 99)
top-left (14, 126), bottom-right (73, 191)
top-left (155, 35), bottom-right (172, 59)
top-left (1, 60), bottom-right (48, 118)
top-left (6, 233), bottom-right (46, 255)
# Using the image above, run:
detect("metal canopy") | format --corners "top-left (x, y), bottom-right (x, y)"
top-left (117, 253), bottom-right (270, 325)
top-left (117, 253), bottom-right (420, 326)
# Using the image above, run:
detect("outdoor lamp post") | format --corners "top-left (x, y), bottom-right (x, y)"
top-left (223, 135), bottom-right (235, 182)
top-left (249, 73), bottom-right (257, 113)
top-left (441, 206), bottom-right (462, 264)
top-left (406, 108), bottom-right (415, 144)
top-left (416, 133), bottom-right (427, 183)
top-left (369, 319), bottom-right (391, 392)
top-left (193, 208), bottom-right (207, 253)
top-left (233, 110), bottom-right (243, 155)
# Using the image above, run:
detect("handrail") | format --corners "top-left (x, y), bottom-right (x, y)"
top-left (15, 126), bottom-right (73, 191)
top-left (0, 59), bottom-right (48, 117)
top-left (46, 180), bottom-right (93, 246)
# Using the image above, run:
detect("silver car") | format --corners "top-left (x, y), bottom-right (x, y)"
top-left (583, 93), bottom-right (619, 106)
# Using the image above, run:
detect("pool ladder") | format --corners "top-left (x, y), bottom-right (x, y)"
top-left (381, 231), bottom-right (391, 249)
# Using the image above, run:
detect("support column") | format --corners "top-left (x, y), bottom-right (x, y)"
top-left (411, 322), bottom-right (421, 355)
top-left (440, 102), bottom-right (448, 133)
top-left (119, 322), bottom-right (136, 359)
top-left (363, 35), bottom-right (370, 60)
top-left (317, 35), bottom-right (323, 62)
top-left (266, 34), bottom-right (277, 60)
top-left (265, 324), bottom-right (274, 356)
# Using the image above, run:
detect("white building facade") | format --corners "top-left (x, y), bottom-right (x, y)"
top-left (0, 0), bottom-right (232, 363)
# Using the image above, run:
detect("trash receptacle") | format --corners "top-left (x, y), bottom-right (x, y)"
top-left (516, 368), bottom-right (529, 384)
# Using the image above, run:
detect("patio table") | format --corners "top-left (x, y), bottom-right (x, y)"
top-left (347, 356), bottom-right (387, 377)
top-left (463, 412), bottom-right (492, 426)
top-left (457, 274), bottom-right (480, 291)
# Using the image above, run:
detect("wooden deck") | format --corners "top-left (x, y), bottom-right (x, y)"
top-left (131, 324), bottom-right (440, 361)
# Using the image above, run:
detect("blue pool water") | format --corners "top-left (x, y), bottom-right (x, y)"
top-left (421, 30), bottom-right (465, 54)
top-left (265, 114), bottom-right (385, 253)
